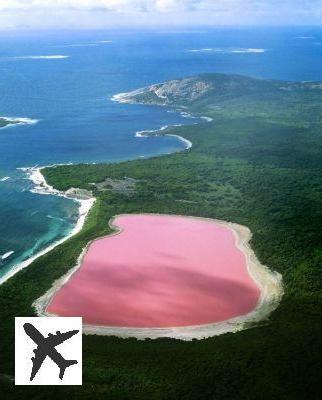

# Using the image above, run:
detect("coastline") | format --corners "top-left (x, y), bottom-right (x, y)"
top-left (111, 89), bottom-right (213, 121)
top-left (0, 166), bottom-right (95, 285)
top-left (34, 213), bottom-right (283, 341)
top-left (1, 85), bottom-right (280, 334)
top-left (0, 91), bottom-right (195, 285)
top-left (112, 89), bottom-right (212, 149)
top-left (135, 125), bottom-right (193, 150)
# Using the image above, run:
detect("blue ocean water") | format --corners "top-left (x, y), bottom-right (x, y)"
top-left (0, 27), bottom-right (321, 279)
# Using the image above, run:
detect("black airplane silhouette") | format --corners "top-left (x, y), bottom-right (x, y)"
top-left (23, 322), bottom-right (79, 381)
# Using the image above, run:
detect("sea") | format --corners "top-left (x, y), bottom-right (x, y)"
top-left (0, 27), bottom-right (321, 280)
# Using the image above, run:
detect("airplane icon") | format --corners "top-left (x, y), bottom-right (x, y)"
top-left (23, 322), bottom-right (79, 381)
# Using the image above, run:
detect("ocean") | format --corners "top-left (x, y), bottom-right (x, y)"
top-left (0, 27), bottom-right (321, 280)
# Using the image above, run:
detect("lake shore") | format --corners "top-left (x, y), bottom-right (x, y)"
top-left (34, 213), bottom-right (283, 341)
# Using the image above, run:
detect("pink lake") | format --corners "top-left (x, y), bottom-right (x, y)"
top-left (47, 214), bottom-right (260, 328)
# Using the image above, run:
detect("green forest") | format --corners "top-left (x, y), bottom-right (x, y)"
top-left (1, 74), bottom-right (321, 399)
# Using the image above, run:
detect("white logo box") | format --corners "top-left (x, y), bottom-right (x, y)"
top-left (15, 317), bottom-right (82, 385)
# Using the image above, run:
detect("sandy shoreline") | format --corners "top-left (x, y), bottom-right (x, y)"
top-left (135, 126), bottom-right (192, 150)
top-left (34, 213), bottom-right (283, 341)
top-left (167, 133), bottom-right (192, 149)
top-left (0, 166), bottom-right (95, 285)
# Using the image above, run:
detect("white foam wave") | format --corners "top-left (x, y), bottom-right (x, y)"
top-left (0, 176), bottom-right (10, 182)
top-left (111, 92), bottom-right (126, 102)
top-left (135, 132), bottom-right (147, 138)
top-left (47, 215), bottom-right (65, 222)
top-left (19, 163), bottom-right (73, 197)
top-left (232, 48), bottom-right (266, 53)
top-left (111, 91), bottom-right (139, 103)
top-left (161, 30), bottom-right (207, 34)
top-left (180, 111), bottom-right (197, 119)
top-left (56, 41), bottom-right (112, 48)
top-left (201, 116), bottom-right (213, 122)
top-left (0, 116), bottom-right (39, 129)
top-left (188, 48), bottom-right (266, 54)
top-left (188, 48), bottom-right (214, 52)
top-left (1, 251), bottom-right (14, 260)
top-left (295, 36), bottom-right (315, 40)
top-left (9, 55), bottom-right (69, 60)
top-left (62, 44), bottom-right (99, 47)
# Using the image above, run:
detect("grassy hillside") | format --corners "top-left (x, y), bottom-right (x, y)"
top-left (117, 73), bottom-right (322, 126)
top-left (1, 74), bottom-right (322, 399)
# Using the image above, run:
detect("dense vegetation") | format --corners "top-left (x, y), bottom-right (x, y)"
top-left (1, 74), bottom-right (322, 399)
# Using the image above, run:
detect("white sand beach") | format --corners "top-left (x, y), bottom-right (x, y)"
top-left (0, 166), bottom-right (95, 285)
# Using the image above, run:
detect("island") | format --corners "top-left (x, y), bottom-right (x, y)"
top-left (0, 118), bottom-right (21, 128)
top-left (0, 116), bottom-right (37, 129)
top-left (1, 73), bottom-right (322, 399)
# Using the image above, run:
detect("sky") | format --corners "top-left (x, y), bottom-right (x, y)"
top-left (0, 0), bottom-right (321, 29)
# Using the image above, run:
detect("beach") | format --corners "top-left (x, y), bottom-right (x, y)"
top-left (0, 111), bottom-right (193, 284)
top-left (0, 166), bottom-right (95, 285)
top-left (135, 125), bottom-right (193, 150)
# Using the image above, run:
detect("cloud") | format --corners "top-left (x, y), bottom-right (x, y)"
top-left (154, 0), bottom-right (198, 12)
top-left (0, 0), bottom-right (321, 14)
top-left (0, 0), bottom-right (321, 28)
top-left (0, 0), bottom-right (195, 12)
